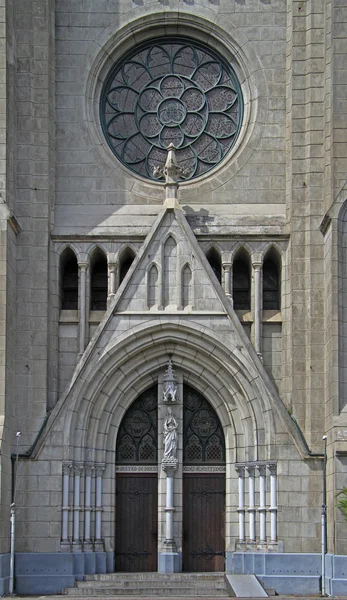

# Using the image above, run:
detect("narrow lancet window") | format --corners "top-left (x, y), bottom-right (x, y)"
top-left (90, 250), bottom-right (107, 311)
top-left (148, 264), bottom-right (158, 309)
top-left (233, 256), bottom-right (250, 310)
top-left (263, 254), bottom-right (280, 310)
top-left (182, 264), bottom-right (192, 308)
top-left (206, 247), bottom-right (222, 284)
top-left (60, 248), bottom-right (78, 310)
top-left (119, 247), bottom-right (136, 284)
top-left (164, 236), bottom-right (177, 307)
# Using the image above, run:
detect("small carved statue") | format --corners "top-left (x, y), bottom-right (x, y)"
top-left (163, 358), bottom-right (177, 403)
top-left (163, 408), bottom-right (178, 460)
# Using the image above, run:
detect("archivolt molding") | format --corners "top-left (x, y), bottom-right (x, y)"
top-left (56, 319), bottom-right (278, 465)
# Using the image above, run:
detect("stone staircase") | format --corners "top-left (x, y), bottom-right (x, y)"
top-left (62, 572), bottom-right (232, 597)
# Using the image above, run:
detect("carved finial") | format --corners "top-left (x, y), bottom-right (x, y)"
top-left (163, 358), bottom-right (177, 403)
top-left (152, 144), bottom-right (191, 207)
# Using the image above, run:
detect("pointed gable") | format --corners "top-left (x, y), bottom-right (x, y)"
top-left (116, 208), bottom-right (227, 314)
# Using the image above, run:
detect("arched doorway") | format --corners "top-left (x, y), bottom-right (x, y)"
top-left (182, 385), bottom-right (226, 572)
top-left (115, 386), bottom-right (158, 572)
top-left (115, 382), bottom-right (226, 573)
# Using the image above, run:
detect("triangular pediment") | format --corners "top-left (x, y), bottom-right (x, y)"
top-left (115, 207), bottom-right (227, 315)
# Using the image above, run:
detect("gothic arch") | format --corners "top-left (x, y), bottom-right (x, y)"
top-left (118, 245), bottom-right (136, 284)
top-left (57, 320), bottom-right (279, 466)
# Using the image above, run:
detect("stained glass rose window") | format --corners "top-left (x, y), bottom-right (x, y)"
top-left (100, 39), bottom-right (243, 181)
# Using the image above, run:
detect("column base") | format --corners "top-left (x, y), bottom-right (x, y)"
top-left (257, 542), bottom-right (267, 551)
top-left (60, 541), bottom-right (71, 552)
top-left (267, 541), bottom-right (279, 552)
top-left (83, 541), bottom-right (94, 552)
top-left (94, 541), bottom-right (105, 552)
top-left (247, 541), bottom-right (257, 551)
top-left (72, 542), bottom-right (83, 553)
top-left (158, 551), bottom-right (181, 573)
top-left (235, 541), bottom-right (247, 551)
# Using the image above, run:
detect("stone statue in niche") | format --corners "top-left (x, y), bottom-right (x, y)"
top-left (163, 408), bottom-right (178, 461)
top-left (163, 358), bottom-right (177, 403)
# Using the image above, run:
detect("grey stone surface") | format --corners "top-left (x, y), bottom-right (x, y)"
top-left (13, 552), bottom-right (111, 596)
top-left (226, 574), bottom-right (268, 597)
top-left (158, 552), bottom-right (181, 574)
top-left (0, 0), bottom-right (346, 594)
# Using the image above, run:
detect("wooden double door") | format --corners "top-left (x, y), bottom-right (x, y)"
top-left (115, 472), bottom-right (225, 572)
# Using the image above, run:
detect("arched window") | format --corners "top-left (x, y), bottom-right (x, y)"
top-left (263, 252), bottom-right (281, 310)
top-left (148, 264), bottom-right (158, 309)
top-left (206, 247), bottom-right (222, 284)
top-left (119, 247), bottom-right (136, 284)
top-left (60, 248), bottom-right (78, 310)
top-left (181, 264), bottom-right (192, 308)
top-left (116, 386), bottom-right (158, 464)
top-left (90, 249), bottom-right (107, 311)
top-left (164, 236), bottom-right (177, 307)
top-left (183, 385), bottom-right (225, 464)
top-left (233, 254), bottom-right (250, 310)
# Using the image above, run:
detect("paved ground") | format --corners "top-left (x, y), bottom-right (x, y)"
top-left (9, 596), bottom-right (347, 599)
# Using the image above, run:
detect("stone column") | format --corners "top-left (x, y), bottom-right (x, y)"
top-left (162, 463), bottom-right (178, 547)
top-left (108, 262), bottom-right (118, 305)
top-left (78, 262), bottom-right (88, 359)
top-left (268, 463), bottom-right (278, 549)
top-left (61, 462), bottom-right (72, 549)
top-left (158, 367), bottom-right (181, 574)
top-left (223, 263), bottom-right (232, 302)
top-left (257, 465), bottom-right (267, 549)
top-left (84, 464), bottom-right (94, 551)
top-left (94, 464), bottom-right (105, 551)
top-left (72, 463), bottom-right (84, 551)
top-left (235, 465), bottom-right (246, 549)
top-left (253, 261), bottom-right (262, 358)
top-left (246, 465), bottom-right (256, 548)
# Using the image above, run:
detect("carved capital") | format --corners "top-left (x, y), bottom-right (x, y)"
top-left (95, 463), bottom-right (106, 477)
top-left (257, 464), bottom-right (267, 477)
top-left (108, 262), bottom-right (118, 274)
top-left (84, 464), bottom-right (95, 477)
top-left (245, 465), bottom-right (256, 477)
top-left (78, 262), bottom-right (88, 271)
top-left (73, 463), bottom-right (84, 476)
top-left (62, 462), bottom-right (73, 475)
top-left (162, 457), bottom-right (178, 475)
top-left (235, 464), bottom-right (246, 478)
top-left (252, 261), bottom-right (262, 271)
top-left (267, 462), bottom-right (277, 476)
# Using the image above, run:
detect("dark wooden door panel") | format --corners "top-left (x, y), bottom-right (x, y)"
top-left (183, 474), bottom-right (225, 572)
top-left (115, 473), bottom-right (157, 572)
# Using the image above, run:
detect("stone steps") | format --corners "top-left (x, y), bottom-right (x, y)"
top-left (73, 582), bottom-right (227, 589)
top-left (62, 573), bottom-right (231, 597)
top-left (83, 573), bottom-right (225, 582)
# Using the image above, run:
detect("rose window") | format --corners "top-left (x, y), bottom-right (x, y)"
top-left (100, 39), bottom-right (243, 181)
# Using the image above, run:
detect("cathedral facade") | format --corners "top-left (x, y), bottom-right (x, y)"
top-left (0, 0), bottom-right (346, 595)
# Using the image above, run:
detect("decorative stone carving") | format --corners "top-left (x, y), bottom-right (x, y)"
top-left (162, 408), bottom-right (178, 471)
top-left (153, 143), bottom-right (191, 184)
top-left (163, 358), bottom-right (177, 403)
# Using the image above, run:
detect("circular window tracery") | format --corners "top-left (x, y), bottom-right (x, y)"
top-left (100, 39), bottom-right (243, 181)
